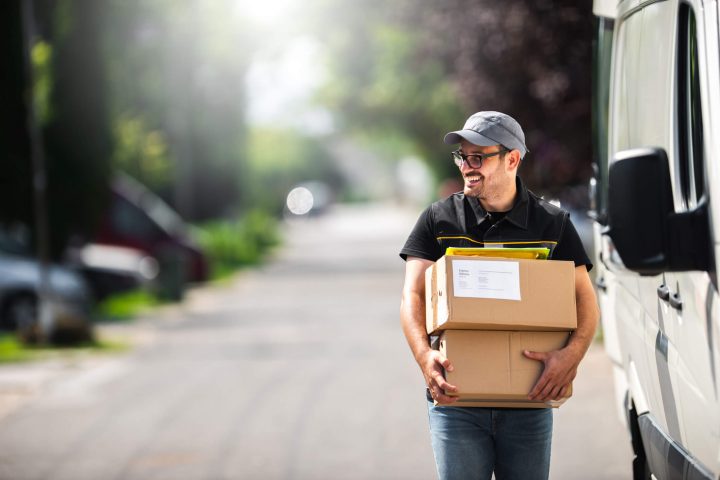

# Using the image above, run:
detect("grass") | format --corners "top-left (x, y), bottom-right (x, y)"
top-left (0, 334), bottom-right (30, 363)
top-left (94, 289), bottom-right (160, 321)
top-left (0, 333), bottom-right (130, 364)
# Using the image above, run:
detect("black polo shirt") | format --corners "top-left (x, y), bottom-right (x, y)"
top-left (400, 176), bottom-right (592, 270)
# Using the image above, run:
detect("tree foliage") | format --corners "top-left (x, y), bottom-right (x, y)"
top-left (0, 1), bottom-right (33, 229)
top-left (246, 127), bottom-right (345, 214)
top-left (1, 0), bottom-right (114, 258)
top-left (1, 0), bottom-right (596, 261)
top-left (3, 0), bottom-right (256, 258)
top-left (309, 0), bottom-right (464, 180)
top-left (414, 0), bottom-right (594, 202)
top-left (103, 0), bottom-right (253, 220)
top-left (40, 0), bottom-right (113, 257)
top-left (312, 0), bottom-right (594, 203)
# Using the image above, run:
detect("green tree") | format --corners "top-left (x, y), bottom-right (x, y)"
top-left (310, 0), bottom-right (594, 202)
top-left (104, 0), bottom-right (253, 221)
top-left (309, 0), bottom-right (464, 181)
top-left (1, 0), bottom-right (113, 258)
top-left (0, 1), bottom-right (34, 229)
top-left (40, 0), bottom-right (113, 257)
top-left (246, 127), bottom-right (344, 214)
top-left (414, 0), bottom-right (594, 202)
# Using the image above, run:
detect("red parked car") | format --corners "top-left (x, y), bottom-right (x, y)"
top-left (94, 174), bottom-right (209, 287)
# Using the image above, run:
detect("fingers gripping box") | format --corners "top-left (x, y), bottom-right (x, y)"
top-left (439, 329), bottom-right (572, 408)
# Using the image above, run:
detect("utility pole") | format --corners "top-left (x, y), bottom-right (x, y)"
top-left (20, 0), bottom-right (53, 342)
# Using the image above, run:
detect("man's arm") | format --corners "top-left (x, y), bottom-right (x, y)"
top-left (400, 256), bottom-right (458, 404)
top-left (524, 264), bottom-right (599, 401)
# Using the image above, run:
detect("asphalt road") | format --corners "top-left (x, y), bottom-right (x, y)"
top-left (0, 203), bottom-right (633, 480)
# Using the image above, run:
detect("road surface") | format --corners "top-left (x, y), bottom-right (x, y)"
top-left (0, 203), bottom-right (633, 479)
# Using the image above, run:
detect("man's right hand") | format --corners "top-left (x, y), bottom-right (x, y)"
top-left (400, 257), bottom-right (459, 405)
top-left (422, 350), bottom-right (459, 404)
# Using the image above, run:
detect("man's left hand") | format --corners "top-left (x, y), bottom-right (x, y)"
top-left (523, 347), bottom-right (582, 402)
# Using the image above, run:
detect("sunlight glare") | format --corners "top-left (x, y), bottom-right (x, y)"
top-left (233, 0), bottom-right (297, 26)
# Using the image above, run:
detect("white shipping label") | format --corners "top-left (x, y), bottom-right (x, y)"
top-left (452, 260), bottom-right (521, 300)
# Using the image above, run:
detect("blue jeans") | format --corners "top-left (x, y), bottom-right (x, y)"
top-left (427, 399), bottom-right (553, 480)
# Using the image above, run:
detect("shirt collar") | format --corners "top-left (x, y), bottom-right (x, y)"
top-left (467, 176), bottom-right (529, 229)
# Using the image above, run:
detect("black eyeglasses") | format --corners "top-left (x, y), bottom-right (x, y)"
top-left (451, 148), bottom-right (509, 169)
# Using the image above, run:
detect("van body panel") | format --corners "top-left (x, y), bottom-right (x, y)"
top-left (667, 272), bottom-right (719, 470)
top-left (596, 256), bottom-right (622, 365)
top-left (706, 4), bottom-right (720, 237)
top-left (615, 280), bottom-right (658, 417)
top-left (594, 0), bottom-right (720, 475)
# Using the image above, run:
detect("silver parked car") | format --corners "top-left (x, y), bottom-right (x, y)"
top-left (0, 227), bottom-right (92, 342)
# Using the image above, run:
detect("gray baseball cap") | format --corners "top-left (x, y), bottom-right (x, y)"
top-left (443, 111), bottom-right (529, 158)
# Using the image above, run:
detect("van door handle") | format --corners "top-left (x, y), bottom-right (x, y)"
top-left (657, 284), bottom-right (670, 301)
top-left (596, 277), bottom-right (607, 292)
top-left (669, 292), bottom-right (683, 310)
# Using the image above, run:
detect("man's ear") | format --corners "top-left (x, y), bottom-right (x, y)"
top-left (505, 150), bottom-right (522, 171)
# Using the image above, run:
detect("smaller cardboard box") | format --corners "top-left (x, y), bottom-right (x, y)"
top-left (425, 255), bottom-right (576, 334)
top-left (438, 329), bottom-right (572, 408)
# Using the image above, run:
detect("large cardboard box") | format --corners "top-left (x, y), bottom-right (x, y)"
top-left (438, 329), bottom-right (572, 407)
top-left (425, 256), bottom-right (576, 334)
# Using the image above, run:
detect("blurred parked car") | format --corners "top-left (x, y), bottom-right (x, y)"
top-left (69, 243), bottom-right (159, 302)
top-left (0, 227), bottom-right (92, 342)
top-left (94, 174), bottom-right (209, 287)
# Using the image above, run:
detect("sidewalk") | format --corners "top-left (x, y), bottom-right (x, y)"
top-left (0, 280), bottom-right (223, 421)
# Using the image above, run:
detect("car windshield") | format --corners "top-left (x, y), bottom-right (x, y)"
top-left (115, 174), bottom-right (188, 238)
top-left (0, 225), bottom-right (32, 256)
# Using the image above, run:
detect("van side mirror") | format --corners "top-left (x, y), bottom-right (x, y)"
top-left (606, 148), bottom-right (673, 274)
top-left (606, 147), bottom-right (710, 274)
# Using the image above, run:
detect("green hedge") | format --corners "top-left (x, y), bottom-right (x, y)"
top-left (195, 210), bottom-right (281, 280)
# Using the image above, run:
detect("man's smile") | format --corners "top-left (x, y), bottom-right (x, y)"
top-left (464, 174), bottom-right (483, 186)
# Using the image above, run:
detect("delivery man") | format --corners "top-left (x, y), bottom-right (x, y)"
top-left (399, 111), bottom-right (599, 480)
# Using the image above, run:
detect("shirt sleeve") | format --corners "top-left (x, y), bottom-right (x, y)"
top-left (399, 205), bottom-right (443, 262)
top-left (551, 214), bottom-right (594, 272)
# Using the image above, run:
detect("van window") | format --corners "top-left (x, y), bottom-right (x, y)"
top-left (591, 15), bottom-right (614, 220)
top-left (677, 4), bottom-right (705, 207)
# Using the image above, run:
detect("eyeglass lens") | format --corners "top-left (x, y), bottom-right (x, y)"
top-left (452, 152), bottom-right (482, 168)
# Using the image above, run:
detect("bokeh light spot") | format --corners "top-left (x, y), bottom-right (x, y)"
top-left (286, 187), bottom-right (314, 215)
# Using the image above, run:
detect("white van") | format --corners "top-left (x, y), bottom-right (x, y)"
top-left (591, 0), bottom-right (720, 478)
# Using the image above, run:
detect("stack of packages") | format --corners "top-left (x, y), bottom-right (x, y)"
top-left (425, 250), bottom-right (577, 408)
